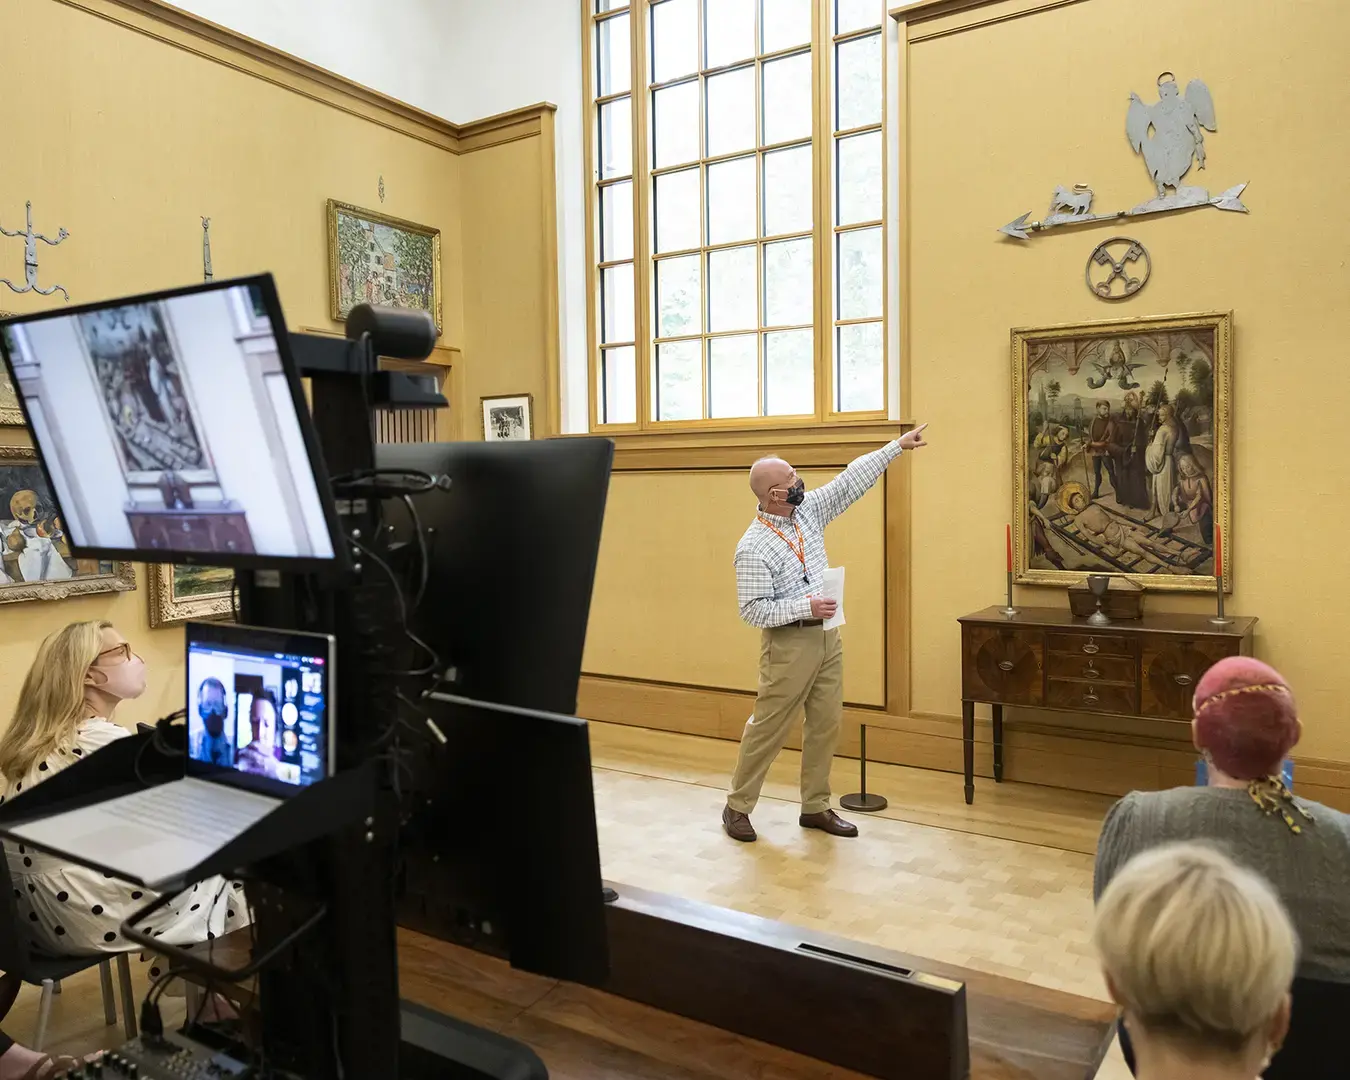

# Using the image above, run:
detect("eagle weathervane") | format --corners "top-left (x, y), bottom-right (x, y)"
top-left (1000, 72), bottom-right (1248, 240)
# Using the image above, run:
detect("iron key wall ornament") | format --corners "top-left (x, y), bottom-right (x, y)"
top-left (0, 201), bottom-right (70, 300)
top-left (1086, 237), bottom-right (1151, 300)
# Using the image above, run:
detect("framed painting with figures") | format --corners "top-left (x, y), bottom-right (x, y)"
top-left (0, 446), bottom-right (135, 604)
top-left (148, 563), bottom-right (234, 627)
top-left (481, 394), bottom-right (533, 442)
top-left (1012, 311), bottom-right (1231, 592)
top-left (328, 200), bottom-right (442, 334)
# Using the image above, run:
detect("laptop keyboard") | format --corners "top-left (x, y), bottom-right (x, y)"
top-left (102, 785), bottom-right (268, 845)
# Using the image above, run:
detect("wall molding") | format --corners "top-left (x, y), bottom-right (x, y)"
top-left (59, 0), bottom-right (553, 155)
top-left (578, 675), bottom-right (1350, 810)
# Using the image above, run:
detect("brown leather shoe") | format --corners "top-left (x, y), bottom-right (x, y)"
top-left (799, 809), bottom-right (858, 837)
top-left (722, 806), bottom-right (757, 842)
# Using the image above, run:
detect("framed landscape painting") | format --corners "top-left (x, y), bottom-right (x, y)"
top-left (1012, 311), bottom-right (1231, 593)
top-left (0, 446), bottom-right (135, 604)
top-left (327, 200), bottom-right (442, 334)
top-left (148, 563), bottom-right (234, 628)
top-left (0, 312), bottom-right (23, 425)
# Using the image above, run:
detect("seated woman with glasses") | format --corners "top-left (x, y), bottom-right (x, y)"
top-left (0, 621), bottom-right (249, 962)
top-left (1095, 842), bottom-right (1297, 1079)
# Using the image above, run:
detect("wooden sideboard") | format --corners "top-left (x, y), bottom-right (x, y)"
top-left (958, 606), bottom-right (1257, 804)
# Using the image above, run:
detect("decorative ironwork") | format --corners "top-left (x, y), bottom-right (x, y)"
top-left (202, 217), bottom-right (214, 281)
top-left (1086, 237), bottom-right (1151, 300)
top-left (0, 201), bottom-right (70, 300)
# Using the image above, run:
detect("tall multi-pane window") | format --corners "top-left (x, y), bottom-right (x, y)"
top-left (585, 0), bottom-right (886, 429)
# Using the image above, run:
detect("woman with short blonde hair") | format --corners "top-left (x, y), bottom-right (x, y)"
top-left (1095, 842), bottom-right (1296, 1078)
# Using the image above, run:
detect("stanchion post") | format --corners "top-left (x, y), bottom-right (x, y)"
top-left (840, 724), bottom-right (888, 812)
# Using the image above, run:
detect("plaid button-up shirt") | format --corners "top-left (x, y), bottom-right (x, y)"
top-left (734, 441), bottom-right (902, 629)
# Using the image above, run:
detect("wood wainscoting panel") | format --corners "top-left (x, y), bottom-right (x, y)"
top-left (582, 469), bottom-right (886, 706)
top-left (576, 675), bottom-right (1350, 809)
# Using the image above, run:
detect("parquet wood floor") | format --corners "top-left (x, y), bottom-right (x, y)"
top-left (9, 720), bottom-right (1129, 1078)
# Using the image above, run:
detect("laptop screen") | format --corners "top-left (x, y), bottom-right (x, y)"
top-left (185, 621), bottom-right (335, 797)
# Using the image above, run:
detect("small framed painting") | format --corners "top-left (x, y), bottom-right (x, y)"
top-left (481, 394), bottom-right (534, 442)
top-left (0, 446), bottom-right (136, 604)
top-left (148, 563), bottom-right (235, 628)
top-left (327, 200), bottom-right (442, 334)
top-left (0, 312), bottom-right (24, 425)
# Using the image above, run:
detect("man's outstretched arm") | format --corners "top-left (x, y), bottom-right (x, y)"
top-left (803, 424), bottom-right (928, 526)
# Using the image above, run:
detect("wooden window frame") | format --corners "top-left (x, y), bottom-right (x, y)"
top-left (582, 0), bottom-right (889, 434)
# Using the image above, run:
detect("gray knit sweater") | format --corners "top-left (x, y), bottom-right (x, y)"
top-left (1094, 786), bottom-right (1350, 983)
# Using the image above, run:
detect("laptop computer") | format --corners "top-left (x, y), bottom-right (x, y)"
top-left (7, 621), bottom-right (336, 891)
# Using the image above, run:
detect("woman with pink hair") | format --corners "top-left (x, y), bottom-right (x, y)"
top-left (1094, 656), bottom-right (1350, 983)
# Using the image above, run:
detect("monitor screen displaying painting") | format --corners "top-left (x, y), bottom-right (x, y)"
top-left (0, 276), bottom-right (341, 568)
top-left (186, 621), bottom-right (335, 793)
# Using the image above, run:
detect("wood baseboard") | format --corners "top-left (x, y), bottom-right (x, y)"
top-left (577, 674), bottom-right (1350, 809)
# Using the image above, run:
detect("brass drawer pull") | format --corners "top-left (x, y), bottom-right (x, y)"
top-left (998, 660), bottom-right (1015, 672)
top-left (1083, 690), bottom-right (1100, 705)
top-left (1082, 640), bottom-right (1100, 656)
top-left (1173, 673), bottom-right (1194, 687)
top-left (1084, 667), bottom-right (1100, 680)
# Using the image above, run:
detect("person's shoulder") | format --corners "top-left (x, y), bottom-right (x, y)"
top-left (735, 521), bottom-right (768, 554)
top-left (77, 718), bottom-right (133, 750)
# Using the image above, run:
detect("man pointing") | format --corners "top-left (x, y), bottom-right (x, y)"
top-left (723, 425), bottom-right (929, 842)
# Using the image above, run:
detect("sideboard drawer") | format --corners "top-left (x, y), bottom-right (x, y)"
top-left (1046, 652), bottom-right (1137, 684)
top-left (1046, 632), bottom-right (1135, 659)
top-left (1047, 679), bottom-right (1138, 715)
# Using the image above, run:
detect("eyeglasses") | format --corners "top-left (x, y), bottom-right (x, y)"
top-left (95, 642), bottom-right (134, 664)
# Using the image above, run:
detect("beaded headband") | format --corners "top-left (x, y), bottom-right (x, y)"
top-left (1193, 682), bottom-right (1290, 716)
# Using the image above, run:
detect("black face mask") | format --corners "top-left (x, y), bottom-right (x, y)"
top-left (783, 480), bottom-right (806, 506)
top-left (200, 703), bottom-right (226, 737)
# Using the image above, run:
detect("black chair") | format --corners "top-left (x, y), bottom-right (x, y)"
top-left (0, 852), bottom-right (136, 1049)
top-left (1117, 975), bottom-right (1350, 1078)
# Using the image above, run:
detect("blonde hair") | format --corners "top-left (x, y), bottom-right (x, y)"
top-left (0, 620), bottom-right (112, 781)
top-left (1094, 843), bottom-right (1297, 1056)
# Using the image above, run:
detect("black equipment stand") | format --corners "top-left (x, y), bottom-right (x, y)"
top-left (840, 723), bottom-right (888, 813)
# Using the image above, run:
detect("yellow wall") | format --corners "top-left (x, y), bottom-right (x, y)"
top-left (583, 468), bottom-right (887, 706)
top-left (904, 0), bottom-right (1350, 758)
top-left (0, 0), bottom-right (558, 732)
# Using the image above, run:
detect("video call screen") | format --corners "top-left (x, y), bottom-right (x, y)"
top-left (186, 636), bottom-right (331, 789)
top-left (0, 278), bottom-right (338, 564)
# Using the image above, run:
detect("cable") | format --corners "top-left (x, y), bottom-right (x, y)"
top-left (132, 708), bottom-right (186, 788)
top-left (399, 493), bottom-right (431, 611)
top-left (330, 467), bottom-right (440, 495)
top-left (347, 534), bottom-right (440, 679)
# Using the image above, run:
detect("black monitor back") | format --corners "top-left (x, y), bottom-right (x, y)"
top-left (403, 694), bottom-right (609, 986)
top-left (375, 438), bottom-right (613, 715)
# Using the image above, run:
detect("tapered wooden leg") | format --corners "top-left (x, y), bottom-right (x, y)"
top-left (992, 704), bottom-right (1004, 783)
top-left (962, 700), bottom-right (975, 805)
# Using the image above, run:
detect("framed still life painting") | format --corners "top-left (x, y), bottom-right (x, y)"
top-left (327, 200), bottom-right (442, 334)
top-left (1012, 311), bottom-right (1232, 593)
top-left (0, 446), bottom-right (135, 604)
top-left (148, 564), bottom-right (235, 628)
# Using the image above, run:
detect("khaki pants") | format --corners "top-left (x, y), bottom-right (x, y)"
top-left (727, 624), bottom-right (843, 817)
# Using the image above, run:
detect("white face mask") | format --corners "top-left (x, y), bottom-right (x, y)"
top-left (88, 652), bottom-right (148, 702)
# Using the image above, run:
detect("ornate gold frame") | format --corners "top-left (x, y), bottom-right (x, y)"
top-left (0, 312), bottom-right (24, 425)
top-left (326, 199), bottom-right (443, 334)
top-left (0, 446), bottom-right (137, 604)
top-left (1011, 310), bottom-right (1232, 593)
top-left (147, 565), bottom-right (234, 628)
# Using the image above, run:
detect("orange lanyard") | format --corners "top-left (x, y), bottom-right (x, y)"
top-left (757, 516), bottom-right (809, 584)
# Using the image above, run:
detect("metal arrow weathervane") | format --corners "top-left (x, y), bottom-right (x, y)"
top-left (1000, 73), bottom-right (1249, 241)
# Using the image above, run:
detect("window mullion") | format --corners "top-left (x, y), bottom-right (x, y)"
top-left (631, 1), bottom-right (653, 429)
top-left (811, 0), bottom-right (832, 421)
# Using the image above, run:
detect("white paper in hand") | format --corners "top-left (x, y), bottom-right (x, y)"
top-left (820, 567), bottom-right (846, 630)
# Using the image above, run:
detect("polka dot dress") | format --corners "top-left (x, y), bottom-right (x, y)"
top-left (1, 718), bottom-right (251, 960)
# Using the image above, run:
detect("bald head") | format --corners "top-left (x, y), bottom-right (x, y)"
top-left (750, 456), bottom-right (795, 508)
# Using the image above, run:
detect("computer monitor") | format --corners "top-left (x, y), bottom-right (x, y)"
top-left (402, 692), bottom-right (609, 986)
top-left (185, 620), bottom-right (337, 799)
top-left (375, 438), bottom-right (613, 715)
top-left (0, 275), bottom-right (346, 570)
